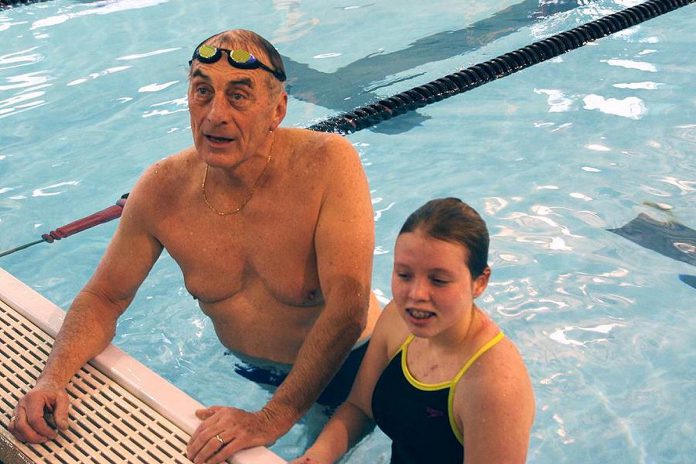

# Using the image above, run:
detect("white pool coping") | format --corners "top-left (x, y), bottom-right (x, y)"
top-left (0, 266), bottom-right (286, 464)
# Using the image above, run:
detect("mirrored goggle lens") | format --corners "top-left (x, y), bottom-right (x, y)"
top-left (229, 49), bottom-right (256, 66)
top-left (196, 44), bottom-right (221, 62)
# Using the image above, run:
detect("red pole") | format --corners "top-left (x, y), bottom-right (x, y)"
top-left (0, 195), bottom-right (128, 258)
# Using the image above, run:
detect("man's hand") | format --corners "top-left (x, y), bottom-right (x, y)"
top-left (186, 406), bottom-right (286, 464)
top-left (8, 386), bottom-right (70, 443)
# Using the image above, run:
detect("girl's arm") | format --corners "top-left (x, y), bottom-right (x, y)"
top-left (458, 338), bottom-right (536, 464)
top-left (297, 400), bottom-right (372, 463)
top-left (293, 302), bottom-right (407, 464)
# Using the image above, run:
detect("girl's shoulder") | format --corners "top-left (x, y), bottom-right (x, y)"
top-left (453, 329), bottom-right (535, 462)
top-left (371, 302), bottom-right (411, 360)
top-left (455, 325), bottom-right (534, 417)
top-left (464, 321), bottom-right (530, 387)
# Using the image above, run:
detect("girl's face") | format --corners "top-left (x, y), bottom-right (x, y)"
top-left (391, 229), bottom-right (489, 341)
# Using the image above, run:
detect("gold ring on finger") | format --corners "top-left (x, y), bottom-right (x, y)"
top-left (215, 433), bottom-right (224, 445)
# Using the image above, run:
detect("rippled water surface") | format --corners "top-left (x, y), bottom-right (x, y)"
top-left (1, 0), bottom-right (695, 462)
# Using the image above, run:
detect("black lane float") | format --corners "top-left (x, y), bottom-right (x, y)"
top-left (0, 0), bottom-right (694, 258)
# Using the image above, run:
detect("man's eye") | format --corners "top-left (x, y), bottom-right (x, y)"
top-left (195, 86), bottom-right (211, 97)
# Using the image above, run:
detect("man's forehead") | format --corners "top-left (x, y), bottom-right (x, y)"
top-left (189, 64), bottom-right (256, 87)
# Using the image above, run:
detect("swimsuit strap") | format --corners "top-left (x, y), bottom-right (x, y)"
top-left (388, 333), bottom-right (415, 361)
top-left (398, 332), bottom-right (505, 391)
top-left (402, 333), bottom-right (416, 350)
top-left (448, 331), bottom-right (505, 444)
top-left (452, 331), bottom-right (505, 385)
top-left (400, 334), bottom-right (455, 390)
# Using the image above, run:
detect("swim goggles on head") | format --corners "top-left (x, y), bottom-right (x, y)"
top-left (189, 44), bottom-right (287, 82)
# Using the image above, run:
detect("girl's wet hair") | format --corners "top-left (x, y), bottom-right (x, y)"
top-left (399, 197), bottom-right (489, 278)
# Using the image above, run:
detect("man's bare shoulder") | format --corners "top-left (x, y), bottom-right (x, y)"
top-left (132, 148), bottom-right (198, 196)
top-left (125, 147), bottom-right (199, 218)
top-left (139, 147), bottom-right (197, 185)
top-left (281, 128), bottom-right (360, 171)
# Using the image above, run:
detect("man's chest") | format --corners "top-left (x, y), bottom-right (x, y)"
top-left (155, 202), bottom-right (322, 300)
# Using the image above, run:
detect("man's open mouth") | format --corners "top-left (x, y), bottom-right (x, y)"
top-left (206, 134), bottom-right (234, 143)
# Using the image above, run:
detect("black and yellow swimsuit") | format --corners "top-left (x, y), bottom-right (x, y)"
top-left (371, 332), bottom-right (504, 463)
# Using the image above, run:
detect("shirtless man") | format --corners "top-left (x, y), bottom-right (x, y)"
top-left (9, 29), bottom-right (381, 464)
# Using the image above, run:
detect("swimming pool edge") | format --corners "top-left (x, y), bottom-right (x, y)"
top-left (0, 266), bottom-right (287, 464)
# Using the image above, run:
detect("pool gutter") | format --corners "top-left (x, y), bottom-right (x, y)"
top-left (0, 266), bottom-right (286, 464)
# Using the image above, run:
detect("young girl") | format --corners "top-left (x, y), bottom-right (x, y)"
top-left (292, 197), bottom-right (535, 464)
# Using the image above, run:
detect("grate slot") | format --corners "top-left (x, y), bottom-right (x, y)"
top-left (2, 397), bottom-right (14, 410)
top-left (54, 454), bottom-right (70, 464)
top-left (2, 369), bottom-right (24, 392)
top-left (98, 451), bottom-right (118, 464)
top-left (98, 427), bottom-right (117, 445)
top-left (106, 445), bottom-right (127, 462)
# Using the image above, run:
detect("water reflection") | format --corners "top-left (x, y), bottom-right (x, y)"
top-left (282, 0), bottom-right (580, 133)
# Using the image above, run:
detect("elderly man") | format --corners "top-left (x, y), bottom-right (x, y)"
top-left (9, 29), bottom-right (381, 463)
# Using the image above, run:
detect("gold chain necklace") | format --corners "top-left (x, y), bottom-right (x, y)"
top-left (201, 141), bottom-right (274, 216)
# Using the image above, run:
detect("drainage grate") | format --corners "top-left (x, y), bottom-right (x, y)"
top-left (0, 298), bottom-right (193, 463)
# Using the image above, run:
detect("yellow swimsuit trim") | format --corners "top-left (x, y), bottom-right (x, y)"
top-left (399, 331), bottom-right (505, 444)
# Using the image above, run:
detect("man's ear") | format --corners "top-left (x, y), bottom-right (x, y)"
top-left (270, 90), bottom-right (287, 131)
top-left (473, 266), bottom-right (491, 298)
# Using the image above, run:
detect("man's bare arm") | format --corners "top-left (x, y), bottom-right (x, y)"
top-left (9, 165), bottom-right (164, 443)
top-left (265, 133), bottom-right (375, 428)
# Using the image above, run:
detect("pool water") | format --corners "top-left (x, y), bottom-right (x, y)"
top-left (1, 0), bottom-right (695, 462)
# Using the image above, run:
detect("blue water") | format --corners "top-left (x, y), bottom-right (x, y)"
top-left (1, 0), bottom-right (695, 462)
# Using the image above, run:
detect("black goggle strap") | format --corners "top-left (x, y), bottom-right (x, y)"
top-left (189, 45), bottom-right (286, 81)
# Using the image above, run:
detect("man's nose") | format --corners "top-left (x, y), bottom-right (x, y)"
top-left (206, 94), bottom-right (230, 124)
